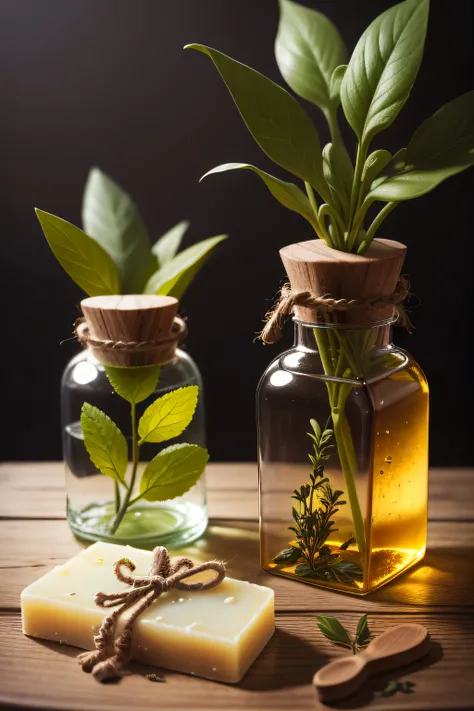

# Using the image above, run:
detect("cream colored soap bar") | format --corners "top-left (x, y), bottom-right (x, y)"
top-left (21, 542), bottom-right (274, 683)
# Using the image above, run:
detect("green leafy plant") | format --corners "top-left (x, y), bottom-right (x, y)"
top-left (317, 614), bottom-right (373, 654)
top-left (36, 167), bottom-right (227, 298)
top-left (81, 366), bottom-right (208, 534)
top-left (36, 169), bottom-right (223, 530)
top-left (187, 0), bottom-right (472, 576)
top-left (186, 0), bottom-right (474, 255)
top-left (273, 419), bottom-right (362, 585)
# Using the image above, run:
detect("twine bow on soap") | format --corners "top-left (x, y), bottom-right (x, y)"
top-left (77, 546), bottom-right (226, 682)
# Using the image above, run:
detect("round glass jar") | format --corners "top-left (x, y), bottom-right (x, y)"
top-left (61, 346), bottom-right (207, 548)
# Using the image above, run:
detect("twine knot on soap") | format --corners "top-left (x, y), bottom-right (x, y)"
top-left (77, 546), bottom-right (225, 682)
top-left (260, 277), bottom-right (411, 344)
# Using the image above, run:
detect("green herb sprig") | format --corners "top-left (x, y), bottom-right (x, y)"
top-left (274, 419), bottom-right (362, 585)
top-left (36, 167), bottom-right (227, 298)
top-left (317, 614), bottom-right (373, 655)
top-left (80, 366), bottom-right (208, 534)
top-left (376, 680), bottom-right (416, 697)
top-left (186, 0), bottom-right (474, 255)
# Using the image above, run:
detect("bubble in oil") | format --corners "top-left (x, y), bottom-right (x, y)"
top-left (385, 456), bottom-right (392, 463)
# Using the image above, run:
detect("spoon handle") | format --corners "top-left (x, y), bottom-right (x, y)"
top-left (313, 623), bottom-right (431, 703)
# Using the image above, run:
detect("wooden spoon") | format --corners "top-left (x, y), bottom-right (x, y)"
top-left (313, 623), bottom-right (431, 703)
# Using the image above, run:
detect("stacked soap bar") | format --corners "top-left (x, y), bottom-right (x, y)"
top-left (21, 542), bottom-right (274, 683)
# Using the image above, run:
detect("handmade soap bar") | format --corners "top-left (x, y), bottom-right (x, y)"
top-left (21, 542), bottom-right (274, 683)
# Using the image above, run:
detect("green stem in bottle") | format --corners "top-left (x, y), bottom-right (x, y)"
top-left (312, 327), bottom-right (367, 563)
top-left (110, 402), bottom-right (139, 536)
top-left (114, 481), bottom-right (121, 514)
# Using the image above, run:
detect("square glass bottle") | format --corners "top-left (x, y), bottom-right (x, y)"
top-left (257, 239), bottom-right (429, 594)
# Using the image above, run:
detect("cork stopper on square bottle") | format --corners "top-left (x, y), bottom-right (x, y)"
top-left (79, 294), bottom-right (186, 367)
top-left (280, 238), bottom-right (407, 324)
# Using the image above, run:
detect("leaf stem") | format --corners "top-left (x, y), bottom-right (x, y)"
top-left (348, 144), bottom-right (368, 244)
top-left (312, 327), bottom-right (367, 563)
top-left (305, 182), bottom-right (334, 248)
top-left (360, 202), bottom-right (397, 253)
top-left (326, 110), bottom-right (342, 147)
top-left (109, 402), bottom-right (140, 535)
top-left (318, 204), bottom-right (345, 250)
top-left (347, 197), bottom-right (373, 252)
top-left (114, 481), bottom-right (121, 514)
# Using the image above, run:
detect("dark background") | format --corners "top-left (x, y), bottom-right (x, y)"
top-left (1, 0), bottom-right (473, 464)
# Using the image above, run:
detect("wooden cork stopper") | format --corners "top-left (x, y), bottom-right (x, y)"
top-left (280, 238), bottom-right (407, 324)
top-left (80, 295), bottom-right (183, 367)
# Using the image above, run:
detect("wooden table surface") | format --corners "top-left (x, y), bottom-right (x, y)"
top-left (1, 463), bottom-right (473, 711)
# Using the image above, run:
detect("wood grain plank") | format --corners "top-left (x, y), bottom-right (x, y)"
top-left (2, 519), bottom-right (473, 613)
top-left (0, 463), bottom-right (472, 521)
top-left (0, 612), bottom-right (471, 710)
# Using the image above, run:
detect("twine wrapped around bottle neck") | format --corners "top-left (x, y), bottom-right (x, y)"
top-left (77, 546), bottom-right (226, 682)
top-left (260, 277), bottom-right (411, 345)
top-left (75, 316), bottom-right (188, 365)
top-left (77, 294), bottom-right (186, 367)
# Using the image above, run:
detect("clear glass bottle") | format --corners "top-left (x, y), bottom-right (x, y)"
top-left (257, 317), bottom-right (429, 595)
top-left (62, 346), bottom-right (207, 548)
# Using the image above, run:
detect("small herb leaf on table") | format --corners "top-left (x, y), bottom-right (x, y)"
top-left (138, 385), bottom-right (199, 444)
top-left (80, 403), bottom-right (128, 486)
top-left (376, 680), bottom-right (416, 697)
top-left (317, 614), bottom-right (373, 654)
top-left (104, 365), bottom-right (161, 405)
top-left (317, 616), bottom-right (354, 651)
top-left (355, 614), bottom-right (372, 649)
top-left (35, 209), bottom-right (121, 296)
top-left (139, 443), bottom-right (209, 502)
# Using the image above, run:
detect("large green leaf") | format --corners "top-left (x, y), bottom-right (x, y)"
top-left (371, 92), bottom-right (474, 200)
top-left (80, 403), bottom-right (128, 485)
top-left (82, 167), bottom-right (152, 293)
top-left (185, 43), bottom-right (329, 200)
top-left (143, 235), bottom-right (227, 300)
top-left (407, 91), bottom-right (474, 167)
top-left (201, 163), bottom-right (318, 233)
top-left (104, 365), bottom-right (161, 405)
top-left (341, 0), bottom-right (429, 147)
top-left (138, 385), bottom-right (199, 445)
top-left (275, 0), bottom-right (347, 111)
top-left (35, 209), bottom-right (120, 296)
top-left (151, 220), bottom-right (189, 268)
top-left (139, 443), bottom-right (209, 502)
